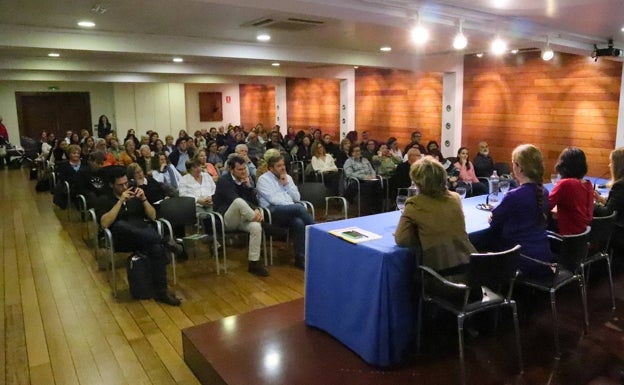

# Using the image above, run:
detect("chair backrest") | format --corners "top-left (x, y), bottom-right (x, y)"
top-left (298, 182), bottom-right (331, 207)
top-left (469, 245), bottom-right (521, 295)
top-left (589, 211), bottom-right (617, 254)
top-left (158, 196), bottom-right (198, 227)
top-left (558, 226), bottom-right (591, 270)
top-left (494, 162), bottom-right (511, 176)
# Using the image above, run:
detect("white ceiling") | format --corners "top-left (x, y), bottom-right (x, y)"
top-left (0, 0), bottom-right (623, 79)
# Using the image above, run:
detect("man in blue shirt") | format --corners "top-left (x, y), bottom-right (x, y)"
top-left (168, 137), bottom-right (193, 174)
top-left (257, 155), bottom-right (314, 270)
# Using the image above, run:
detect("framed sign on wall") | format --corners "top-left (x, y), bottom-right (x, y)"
top-left (199, 92), bottom-right (223, 121)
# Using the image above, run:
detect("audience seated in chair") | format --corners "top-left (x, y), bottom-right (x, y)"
top-left (95, 166), bottom-right (180, 306)
top-left (213, 155), bottom-right (269, 277)
top-left (127, 162), bottom-right (170, 206)
top-left (473, 141), bottom-right (495, 178)
top-left (53, 144), bottom-right (84, 209)
top-left (257, 155), bottom-right (315, 270)
top-left (343, 146), bottom-right (383, 215)
top-left (152, 152), bottom-right (181, 193)
top-left (311, 141), bottom-right (340, 195)
top-left (594, 147), bottom-right (624, 254)
top-left (454, 147), bottom-right (488, 197)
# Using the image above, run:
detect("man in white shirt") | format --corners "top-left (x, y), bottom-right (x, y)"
top-left (256, 155), bottom-right (314, 269)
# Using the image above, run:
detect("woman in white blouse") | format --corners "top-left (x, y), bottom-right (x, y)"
top-left (178, 158), bottom-right (216, 215)
top-left (311, 141), bottom-right (340, 195)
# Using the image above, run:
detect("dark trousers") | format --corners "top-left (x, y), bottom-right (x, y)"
top-left (110, 220), bottom-right (169, 296)
top-left (269, 204), bottom-right (314, 260)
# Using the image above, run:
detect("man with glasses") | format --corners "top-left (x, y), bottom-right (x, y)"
top-left (96, 166), bottom-right (181, 306)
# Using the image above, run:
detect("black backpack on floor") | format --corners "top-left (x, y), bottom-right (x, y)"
top-left (126, 253), bottom-right (153, 299)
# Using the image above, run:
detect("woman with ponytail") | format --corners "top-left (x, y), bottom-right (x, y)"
top-left (478, 144), bottom-right (553, 273)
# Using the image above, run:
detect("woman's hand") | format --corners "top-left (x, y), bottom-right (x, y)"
top-left (594, 190), bottom-right (607, 205)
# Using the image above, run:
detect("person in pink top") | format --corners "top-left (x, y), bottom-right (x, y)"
top-left (454, 147), bottom-right (488, 196)
top-left (548, 147), bottom-right (594, 235)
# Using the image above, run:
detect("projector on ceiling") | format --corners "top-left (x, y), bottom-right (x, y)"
top-left (592, 39), bottom-right (624, 60)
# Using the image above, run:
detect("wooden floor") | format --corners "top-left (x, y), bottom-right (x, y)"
top-left (0, 167), bottom-right (305, 385)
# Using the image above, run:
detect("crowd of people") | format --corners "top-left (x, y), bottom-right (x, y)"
top-left (34, 117), bottom-right (624, 309)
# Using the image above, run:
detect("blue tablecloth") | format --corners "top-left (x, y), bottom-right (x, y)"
top-left (304, 179), bottom-right (608, 366)
top-left (304, 194), bottom-right (491, 366)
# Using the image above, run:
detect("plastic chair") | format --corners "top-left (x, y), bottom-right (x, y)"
top-left (158, 197), bottom-right (223, 275)
top-left (416, 245), bottom-right (523, 385)
top-left (494, 162), bottom-right (511, 177)
top-left (515, 226), bottom-right (590, 358)
top-left (586, 212), bottom-right (617, 310)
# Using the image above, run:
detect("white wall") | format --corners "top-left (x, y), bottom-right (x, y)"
top-left (0, 81), bottom-right (114, 141)
top-left (113, 82), bottom-right (187, 139)
top-left (184, 83), bottom-right (240, 134)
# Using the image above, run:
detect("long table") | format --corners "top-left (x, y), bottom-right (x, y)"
top-left (304, 193), bottom-right (491, 366)
top-left (304, 178), bottom-right (610, 367)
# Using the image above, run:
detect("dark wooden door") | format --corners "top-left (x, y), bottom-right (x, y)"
top-left (15, 92), bottom-right (92, 141)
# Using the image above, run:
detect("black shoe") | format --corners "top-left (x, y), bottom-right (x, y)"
top-left (248, 260), bottom-right (270, 277)
top-left (155, 292), bottom-right (181, 306)
top-left (294, 258), bottom-right (305, 270)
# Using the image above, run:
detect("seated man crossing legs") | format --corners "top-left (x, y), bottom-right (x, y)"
top-left (257, 155), bottom-right (315, 270)
top-left (213, 156), bottom-right (268, 277)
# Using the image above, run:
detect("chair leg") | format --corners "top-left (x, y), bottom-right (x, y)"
top-left (457, 315), bottom-right (467, 385)
top-left (416, 297), bottom-right (424, 354)
top-left (578, 276), bottom-right (589, 334)
top-left (550, 289), bottom-right (561, 358)
top-left (607, 257), bottom-right (616, 310)
top-left (510, 301), bottom-right (524, 373)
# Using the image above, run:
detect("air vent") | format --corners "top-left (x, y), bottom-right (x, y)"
top-left (242, 15), bottom-right (326, 31)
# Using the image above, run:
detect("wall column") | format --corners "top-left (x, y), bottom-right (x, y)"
top-left (616, 65), bottom-right (624, 149)
top-left (274, 78), bottom-right (287, 132)
top-left (340, 71), bottom-right (355, 140)
top-left (442, 56), bottom-right (464, 157)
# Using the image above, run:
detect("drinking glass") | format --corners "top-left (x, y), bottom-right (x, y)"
top-left (499, 179), bottom-right (510, 194)
top-left (550, 173), bottom-right (560, 185)
top-left (396, 195), bottom-right (407, 212)
top-left (456, 186), bottom-right (467, 199)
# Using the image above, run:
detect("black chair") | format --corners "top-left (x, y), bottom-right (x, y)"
top-left (158, 197), bottom-right (224, 276)
top-left (416, 245), bottom-right (523, 385)
top-left (586, 212), bottom-right (617, 310)
top-left (297, 182), bottom-right (347, 221)
top-left (494, 162), bottom-right (511, 177)
top-left (515, 226), bottom-right (590, 358)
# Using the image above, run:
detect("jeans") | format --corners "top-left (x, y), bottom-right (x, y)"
top-left (269, 204), bottom-right (314, 260)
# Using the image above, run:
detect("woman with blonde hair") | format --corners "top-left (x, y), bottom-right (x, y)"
top-left (311, 141), bottom-right (339, 194)
top-left (395, 156), bottom-right (475, 272)
top-left (594, 148), bottom-right (624, 251)
top-left (482, 144), bottom-right (552, 273)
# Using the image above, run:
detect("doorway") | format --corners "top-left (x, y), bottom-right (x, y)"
top-left (15, 92), bottom-right (92, 142)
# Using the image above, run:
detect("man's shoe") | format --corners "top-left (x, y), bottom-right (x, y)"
top-left (248, 261), bottom-right (270, 277)
top-left (155, 292), bottom-right (181, 306)
top-left (294, 258), bottom-right (305, 270)
top-left (165, 238), bottom-right (184, 256)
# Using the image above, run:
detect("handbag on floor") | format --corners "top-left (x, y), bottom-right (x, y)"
top-left (126, 253), bottom-right (153, 299)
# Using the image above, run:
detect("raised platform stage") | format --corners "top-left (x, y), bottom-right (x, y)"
top-left (182, 284), bottom-right (624, 385)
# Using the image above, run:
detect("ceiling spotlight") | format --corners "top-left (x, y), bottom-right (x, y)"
top-left (379, 46), bottom-right (392, 52)
top-left (476, 53), bottom-right (484, 58)
top-left (257, 34), bottom-right (271, 42)
top-left (272, 62), bottom-right (280, 67)
top-left (411, 25), bottom-right (429, 45)
top-left (173, 57), bottom-right (183, 63)
top-left (452, 20), bottom-right (467, 50)
top-left (491, 37), bottom-right (507, 55)
top-left (511, 49), bottom-right (519, 54)
top-left (77, 21), bottom-right (96, 28)
top-left (541, 36), bottom-right (554, 61)
top-left (48, 52), bottom-right (60, 57)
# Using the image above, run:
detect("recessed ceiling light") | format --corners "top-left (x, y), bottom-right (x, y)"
top-left (490, 37), bottom-right (507, 55)
top-left (621, 26), bottom-right (624, 32)
top-left (271, 62), bottom-right (280, 67)
top-left (77, 21), bottom-right (96, 28)
top-left (48, 52), bottom-right (60, 57)
top-left (476, 53), bottom-right (484, 58)
top-left (511, 49), bottom-right (519, 54)
top-left (257, 34), bottom-right (271, 42)
top-left (173, 57), bottom-right (183, 63)
top-left (354, 66), bottom-right (359, 69)
top-left (379, 46), bottom-right (392, 52)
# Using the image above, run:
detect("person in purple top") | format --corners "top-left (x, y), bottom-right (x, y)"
top-left (475, 144), bottom-right (553, 275)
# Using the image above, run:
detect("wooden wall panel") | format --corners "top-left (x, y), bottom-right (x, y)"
top-left (286, 78), bottom-right (340, 138)
top-left (355, 67), bottom-right (443, 149)
top-left (463, 52), bottom-right (622, 178)
top-left (239, 84), bottom-right (275, 130)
